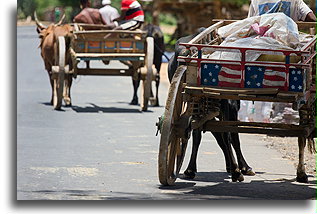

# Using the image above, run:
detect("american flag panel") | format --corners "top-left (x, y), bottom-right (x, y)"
top-left (200, 63), bottom-right (304, 92)
top-left (201, 63), bottom-right (242, 87)
top-left (245, 65), bottom-right (286, 90)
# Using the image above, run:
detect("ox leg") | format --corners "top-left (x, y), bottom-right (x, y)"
top-left (48, 72), bottom-right (54, 105)
top-left (213, 132), bottom-right (244, 182)
top-left (63, 74), bottom-right (72, 107)
top-left (296, 137), bottom-right (308, 183)
top-left (183, 129), bottom-right (202, 179)
top-left (153, 71), bottom-right (160, 107)
top-left (85, 60), bottom-right (90, 69)
top-left (130, 73), bottom-right (140, 105)
top-left (230, 133), bottom-right (255, 176)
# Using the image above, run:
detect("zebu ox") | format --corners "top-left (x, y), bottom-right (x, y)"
top-left (35, 13), bottom-right (73, 108)
top-left (130, 24), bottom-right (165, 107)
top-left (168, 28), bottom-right (255, 182)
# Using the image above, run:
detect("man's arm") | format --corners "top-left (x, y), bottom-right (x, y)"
top-left (113, 10), bottom-right (127, 22)
top-left (304, 11), bottom-right (317, 22)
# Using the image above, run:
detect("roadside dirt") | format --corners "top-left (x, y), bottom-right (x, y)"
top-left (264, 136), bottom-right (316, 175)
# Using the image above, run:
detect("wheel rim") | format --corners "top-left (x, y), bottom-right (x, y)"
top-left (158, 66), bottom-right (188, 185)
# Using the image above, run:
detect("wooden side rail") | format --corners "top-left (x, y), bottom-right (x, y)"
top-left (200, 120), bottom-right (314, 137)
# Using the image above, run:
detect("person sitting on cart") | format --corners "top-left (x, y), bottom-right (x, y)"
top-left (99, 0), bottom-right (120, 25)
top-left (101, 0), bottom-right (144, 30)
top-left (73, 0), bottom-right (107, 24)
top-left (248, 0), bottom-right (316, 21)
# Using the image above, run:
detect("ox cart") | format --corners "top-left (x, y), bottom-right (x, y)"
top-left (52, 23), bottom-right (155, 111)
top-left (157, 20), bottom-right (316, 185)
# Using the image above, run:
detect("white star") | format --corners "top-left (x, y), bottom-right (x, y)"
top-left (209, 72), bottom-right (212, 77)
top-left (204, 78), bottom-right (208, 83)
top-left (294, 77), bottom-right (298, 81)
top-left (254, 75), bottom-right (258, 79)
top-left (291, 70), bottom-right (296, 75)
top-left (204, 64), bottom-right (208, 69)
top-left (215, 65), bottom-right (219, 69)
top-left (247, 67), bottom-right (251, 71)
top-left (246, 81), bottom-right (251, 85)
top-left (258, 68), bottom-right (262, 71)
top-left (256, 82), bottom-right (261, 87)
top-left (298, 85), bottom-right (302, 90)
top-left (297, 70), bottom-right (301, 75)
top-left (291, 85), bottom-right (295, 89)
top-left (212, 79), bottom-right (216, 82)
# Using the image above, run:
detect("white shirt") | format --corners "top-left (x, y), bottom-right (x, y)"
top-left (248, 0), bottom-right (312, 21)
top-left (99, 5), bottom-right (120, 25)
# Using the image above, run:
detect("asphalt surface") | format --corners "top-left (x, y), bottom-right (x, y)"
top-left (17, 25), bottom-right (316, 200)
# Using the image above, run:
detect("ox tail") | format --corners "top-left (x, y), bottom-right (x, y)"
top-left (153, 42), bottom-right (170, 61)
top-left (307, 138), bottom-right (316, 154)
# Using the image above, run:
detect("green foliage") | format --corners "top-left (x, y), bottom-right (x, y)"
top-left (18, 0), bottom-right (37, 18)
top-left (159, 13), bottom-right (177, 26)
top-left (221, 0), bottom-right (250, 7)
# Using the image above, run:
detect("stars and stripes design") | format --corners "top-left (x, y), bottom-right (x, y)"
top-left (201, 63), bottom-right (242, 87)
top-left (200, 63), bottom-right (304, 92)
top-left (245, 66), bottom-right (286, 90)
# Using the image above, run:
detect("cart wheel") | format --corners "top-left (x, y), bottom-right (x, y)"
top-left (158, 65), bottom-right (189, 186)
top-left (53, 36), bottom-right (65, 110)
top-left (140, 37), bottom-right (154, 111)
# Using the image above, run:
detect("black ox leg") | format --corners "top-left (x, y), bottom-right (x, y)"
top-left (184, 129), bottom-right (202, 179)
top-left (130, 73), bottom-right (141, 105)
top-left (228, 101), bottom-right (255, 176)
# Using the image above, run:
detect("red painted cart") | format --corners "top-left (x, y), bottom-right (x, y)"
top-left (157, 20), bottom-right (316, 185)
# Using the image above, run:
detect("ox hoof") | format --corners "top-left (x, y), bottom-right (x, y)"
top-left (64, 99), bottom-right (72, 107)
top-left (231, 171), bottom-right (244, 182)
top-left (296, 173), bottom-right (308, 183)
top-left (183, 169), bottom-right (196, 179)
top-left (241, 167), bottom-right (255, 176)
top-left (130, 98), bottom-right (138, 105)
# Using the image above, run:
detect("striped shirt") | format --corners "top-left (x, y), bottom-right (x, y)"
top-left (121, 0), bottom-right (144, 22)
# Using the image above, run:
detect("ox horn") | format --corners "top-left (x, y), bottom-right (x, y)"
top-left (56, 13), bottom-right (66, 26)
top-left (34, 11), bottom-right (47, 30)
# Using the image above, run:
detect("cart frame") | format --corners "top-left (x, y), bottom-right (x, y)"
top-left (52, 23), bottom-right (154, 111)
top-left (158, 20), bottom-right (316, 185)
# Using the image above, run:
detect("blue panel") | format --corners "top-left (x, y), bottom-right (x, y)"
top-left (200, 63), bottom-right (221, 86)
top-left (136, 42), bottom-right (144, 50)
top-left (289, 68), bottom-right (304, 92)
top-left (244, 65), bottom-right (265, 88)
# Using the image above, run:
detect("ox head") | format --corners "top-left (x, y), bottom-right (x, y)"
top-left (34, 11), bottom-right (66, 35)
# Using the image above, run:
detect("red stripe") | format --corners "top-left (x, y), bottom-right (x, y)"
top-left (219, 81), bottom-right (241, 88)
top-left (219, 71), bottom-right (241, 79)
top-left (125, 10), bottom-right (144, 20)
top-left (223, 65), bottom-right (241, 70)
top-left (263, 75), bottom-right (285, 81)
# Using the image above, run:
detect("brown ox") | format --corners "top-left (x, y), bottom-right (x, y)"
top-left (35, 12), bottom-right (73, 107)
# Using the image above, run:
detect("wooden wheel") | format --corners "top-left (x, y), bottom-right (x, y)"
top-left (140, 37), bottom-right (154, 111)
top-left (158, 65), bottom-right (190, 185)
top-left (53, 36), bottom-right (65, 110)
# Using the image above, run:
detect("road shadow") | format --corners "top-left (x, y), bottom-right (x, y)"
top-left (159, 171), bottom-right (316, 200)
top-left (71, 103), bottom-right (145, 113)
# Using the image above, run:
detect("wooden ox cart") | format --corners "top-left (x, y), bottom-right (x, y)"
top-left (157, 20), bottom-right (316, 185)
top-left (52, 23), bottom-right (155, 111)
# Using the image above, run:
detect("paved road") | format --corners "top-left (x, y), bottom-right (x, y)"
top-left (17, 25), bottom-right (316, 201)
